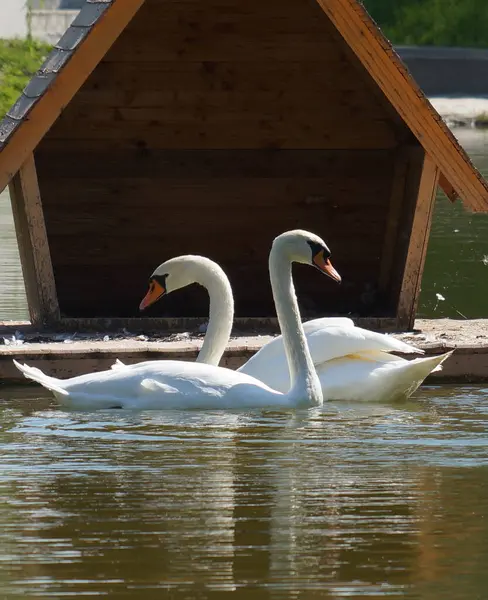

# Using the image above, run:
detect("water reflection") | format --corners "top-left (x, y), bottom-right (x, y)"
top-left (0, 189), bottom-right (28, 320)
top-left (0, 386), bottom-right (487, 597)
top-left (419, 128), bottom-right (488, 319)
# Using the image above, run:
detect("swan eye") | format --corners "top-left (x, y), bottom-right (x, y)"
top-left (307, 240), bottom-right (330, 262)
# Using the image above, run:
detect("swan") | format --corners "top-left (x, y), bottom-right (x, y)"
top-left (128, 256), bottom-right (451, 403)
top-left (14, 230), bottom-right (341, 410)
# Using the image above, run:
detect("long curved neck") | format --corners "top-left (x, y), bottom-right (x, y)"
top-left (194, 260), bottom-right (234, 366)
top-left (269, 247), bottom-right (322, 406)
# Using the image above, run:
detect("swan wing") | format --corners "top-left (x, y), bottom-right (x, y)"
top-left (14, 359), bottom-right (287, 410)
top-left (239, 322), bottom-right (423, 390)
top-left (317, 351), bottom-right (452, 402)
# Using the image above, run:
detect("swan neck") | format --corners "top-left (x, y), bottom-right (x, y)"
top-left (269, 248), bottom-right (322, 405)
top-left (195, 262), bottom-right (234, 366)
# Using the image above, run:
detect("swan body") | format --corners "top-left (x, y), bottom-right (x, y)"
top-left (313, 350), bottom-right (452, 403)
top-left (118, 255), bottom-right (452, 402)
top-left (15, 230), bottom-right (339, 410)
top-left (13, 359), bottom-right (288, 410)
top-left (239, 322), bottom-right (452, 398)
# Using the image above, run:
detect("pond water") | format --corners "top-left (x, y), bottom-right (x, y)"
top-left (1, 131), bottom-right (488, 596)
top-left (0, 384), bottom-right (487, 597)
top-left (1, 128), bottom-right (488, 322)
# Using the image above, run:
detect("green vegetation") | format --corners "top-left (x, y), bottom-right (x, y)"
top-left (0, 38), bottom-right (51, 119)
top-left (364, 0), bottom-right (488, 47)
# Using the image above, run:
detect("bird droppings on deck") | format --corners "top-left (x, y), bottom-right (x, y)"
top-left (0, 318), bottom-right (487, 348)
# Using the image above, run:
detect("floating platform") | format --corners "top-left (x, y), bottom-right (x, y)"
top-left (0, 319), bottom-right (487, 385)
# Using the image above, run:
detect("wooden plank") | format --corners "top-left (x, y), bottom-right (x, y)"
top-left (439, 172), bottom-right (459, 203)
top-left (396, 154), bottom-right (439, 329)
top-left (378, 146), bottom-right (414, 293)
top-left (74, 84), bottom-right (382, 107)
top-left (56, 316), bottom-right (400, 334)
top-left (35, 148), bottom-right (395, 179)
top-left (121, 3), bottom-right (341, 35)
top-left (80, 60), bottom-right (378, 95)
top-left (8, 154), bottom-right (59, 327)
top-left (315, 0), bottom-right (488, 211)
top-left (0, 0), bottom-right (146, 193)
top-left (104, 34), bottom-right (338, 62)
top-left (44, 115), bottom-right (397, 150)
top-left (54, 99), bottom-right (392, 124)
top-left (62, 90), bottom-right (392, 120)
top-left (41, 226), bottom-right (386, 267)
top-left (47, 115), bottom-right (397, 144)
top-left (101, 0), bottom-right (339, 62)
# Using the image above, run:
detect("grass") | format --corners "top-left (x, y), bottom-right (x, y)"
top-left (0, 38), bottom-right (51, 119)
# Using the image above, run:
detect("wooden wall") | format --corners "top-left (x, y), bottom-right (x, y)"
top-left (34, 0), bottom-right (418, 319)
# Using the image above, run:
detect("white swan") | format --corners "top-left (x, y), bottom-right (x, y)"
top-left (130, 256), bottom-right (451, 403)
top-left (14, 230), bottom-right (341, 410)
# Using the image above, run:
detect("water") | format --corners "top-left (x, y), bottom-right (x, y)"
top-left (0, 385), bottom-right (487, 597)
top-left (2, 128), bottom-right (488, 321)
top-left (0, 190), bottom-right (29, 321)
top-left (419, 128), bottom-right (488, 319)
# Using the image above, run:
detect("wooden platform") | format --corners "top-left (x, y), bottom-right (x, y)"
top-left (0, 319), bottom-right (487, 385)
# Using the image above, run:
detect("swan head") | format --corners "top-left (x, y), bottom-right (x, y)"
top-left (139, 255), bottom-right (223, 311)
top-left (272, 230), bottom-right (341, 283)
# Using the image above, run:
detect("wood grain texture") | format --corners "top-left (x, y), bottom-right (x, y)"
top-left (0, 0), bottom-right (146, 193)
top-left (34, 146), bottom-right (393, 319)
top-left (22, 0), bottom-right (469, 326)
top-left (396, 154), bottom-right (439, 328)
top-left (41, 0), bottom-right (402, 151)
top-left (8, 154), bottom-right (59, 327)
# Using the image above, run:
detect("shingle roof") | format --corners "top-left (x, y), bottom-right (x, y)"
top-left (1, 0), bottom-right (488, 211)
top-left (0, 0), bottom-right (113, 151)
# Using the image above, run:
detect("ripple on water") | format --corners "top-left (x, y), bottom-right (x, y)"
top-left (0, 385), bottom-right (487, 598)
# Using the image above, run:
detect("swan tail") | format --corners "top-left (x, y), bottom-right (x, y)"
top-left (428, 350), bottom-right (454, 373)
top-left (388, 350), bottom-right (453, 400)
top-left (111, 359), bottom-right (126, 370)
top-left (13, 360), bottom-right (69, 397)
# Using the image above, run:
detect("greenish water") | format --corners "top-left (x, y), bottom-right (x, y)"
top-left (1, 128), bottom-right (488, 321)
top-left (419, 128), bottom-right (488, 319)
top-left (0, 384), bottom-right (487, 597)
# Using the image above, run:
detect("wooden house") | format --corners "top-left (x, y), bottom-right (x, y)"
top-left (1, 0), bottom-right (487, 335)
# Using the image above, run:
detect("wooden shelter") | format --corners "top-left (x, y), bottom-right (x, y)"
top-left (1, 0), bottom-right (488, 335)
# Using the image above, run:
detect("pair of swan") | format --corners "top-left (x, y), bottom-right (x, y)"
top-left (14, 230), bottom-right (451, 410)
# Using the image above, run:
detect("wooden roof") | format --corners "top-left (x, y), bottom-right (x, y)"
top-left (0, 0), bottom-right (487, 210)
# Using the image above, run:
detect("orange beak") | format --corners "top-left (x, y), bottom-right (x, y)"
top-left (139, 280), bottom-right (166, 311)
top-left (313, 250), bottom-right (341, 283)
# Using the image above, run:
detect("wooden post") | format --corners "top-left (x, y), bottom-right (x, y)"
top-left (8, 153), bottom-right (60, 328)
top-left (397, 154), bottom-right (439, 329)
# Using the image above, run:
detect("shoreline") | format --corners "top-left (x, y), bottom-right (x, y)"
top-left (429, 97), bottom-right (488, 129)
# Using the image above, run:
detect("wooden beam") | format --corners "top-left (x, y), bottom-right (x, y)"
top-left (315, 0), bottom-right (488, 212)
top-left (8, 154), bottom-right (60, 327)
top-left (0, 0), bottom-right (146, 193)
top-left (439, 172), bottom-right (459, 203)
top-left (396, 154), bottom-right (439, 329)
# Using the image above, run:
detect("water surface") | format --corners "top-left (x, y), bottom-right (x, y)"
top-left (0, 385), bottom-right (487, 598)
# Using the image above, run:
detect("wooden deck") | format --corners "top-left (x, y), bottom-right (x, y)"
top-left (1, 319), bottom-right (487, 384)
